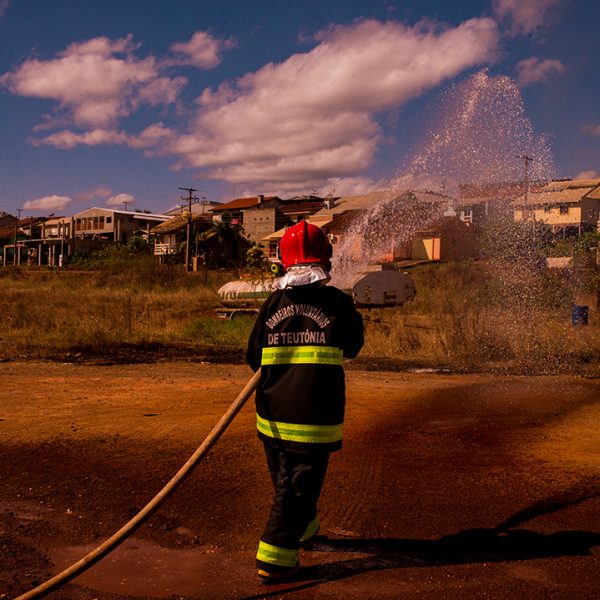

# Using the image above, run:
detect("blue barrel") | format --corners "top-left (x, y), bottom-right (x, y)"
top-left (571, 305), bottom-right (589, 326)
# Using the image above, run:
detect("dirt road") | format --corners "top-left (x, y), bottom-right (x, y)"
top-left (1, 361), bottom-right (599, 599)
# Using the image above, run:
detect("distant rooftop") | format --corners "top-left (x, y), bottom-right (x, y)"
top-left (210, 196), bottom-right (281, 212)
top-left (512, 178), bottom-right (600, 206)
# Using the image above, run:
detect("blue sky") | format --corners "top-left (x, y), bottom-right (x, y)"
top-left (0, 0), bottom-right (598, 215)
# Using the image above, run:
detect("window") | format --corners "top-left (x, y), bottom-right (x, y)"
top-left (559, 205), bottom-right (569, 215)
top-left (106, 216), bottom-right (112, 224)
top-left (544, 205), bottom-right (551, 213)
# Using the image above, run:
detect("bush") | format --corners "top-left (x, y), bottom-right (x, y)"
top-left (359, 260), bottom-right (599, 371)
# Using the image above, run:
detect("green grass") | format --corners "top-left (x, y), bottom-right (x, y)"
top-left (1, 259), bottom-right (598, 373)
top-left (183, 316), bottom-right (255, 347)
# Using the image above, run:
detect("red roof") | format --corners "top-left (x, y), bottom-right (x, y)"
top-left (210, 196), bottom-right (280, 212)
top-left (0, 226), bottom-right (23, 238)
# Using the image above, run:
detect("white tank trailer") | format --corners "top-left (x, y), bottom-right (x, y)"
top-left (350, 269), bottom-right (416, 308)
top-left (216, 269), bottom-right (416, 313)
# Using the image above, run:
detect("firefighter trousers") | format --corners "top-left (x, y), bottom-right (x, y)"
top-left (256, 443), bottom-right (329, 571)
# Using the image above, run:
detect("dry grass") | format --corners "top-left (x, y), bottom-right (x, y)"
top-left (0, 267), bottom-right (234, 358)
top-left (360, 261), bottom-right (599, 373)
top-left (1, 261), bottom-right (598, 373)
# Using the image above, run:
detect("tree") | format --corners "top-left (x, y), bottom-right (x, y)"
top-left (196, 220), bottom-right (248, 268)
top-left (245, 243), bottom-right (273, 281)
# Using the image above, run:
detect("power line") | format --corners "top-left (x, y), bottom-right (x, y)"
top-left (13, 208), bottom-right (22, 266)
top-left (517, 154), bottom-right (534, 238)
top-left (179, 187), bottom-right (198, 272)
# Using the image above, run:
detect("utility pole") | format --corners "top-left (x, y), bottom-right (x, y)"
top-left (13, 208), bottom-right (22, 266)
top-left (518, 154), bottom-right (534, 237)
top-left (60, 219), bottom-right (65, 268)
top-left (179, 187), bottom-right (198, 272)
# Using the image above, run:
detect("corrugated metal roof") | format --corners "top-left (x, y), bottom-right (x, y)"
top-left (513, 189), bottom-right (587, 206)
top-left (409, 190), bottom-right (454, 205)
top-left (312, 189), bottom-right (454, 217)
top-left (325, 211), bottom-right (363, 232)
top-left (512, 183), bottom-right (600, 206)
top-left (459, 181), bottom-right (529, 199)
top-left (73, 207), bottom-right (169, 220)
top-left (586, 186), bottom-right (600, 200)
top-left (312, 190), bottom-right (391, 216)
top-left (152, 213), bottom-right (212, 234)
top-left (260, 226), bottom-right (287, 242)
top-left (540, 178), bottom-right (600, 192)
top-left (259, 212), bottom-right (353, 243)
top-left (0, 226), bottom-right (23, 238)
top-left (210, 196), bottom-right (280, 212)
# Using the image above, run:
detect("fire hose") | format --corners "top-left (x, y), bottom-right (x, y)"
top-left (14, 369), bottom-right (261, 600)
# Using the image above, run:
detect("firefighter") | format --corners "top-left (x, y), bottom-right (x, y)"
top-left (246, 220), bottom-right (364, 581)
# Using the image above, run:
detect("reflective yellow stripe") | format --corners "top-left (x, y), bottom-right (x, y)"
top-left (300, 515), bottom-right (320, 542)
top-left (256, 541), bottom-right (298, 567)
top-left (257, 414), bottom-right (343, 444)
top-left (261, 345), bottom-right (343, 366)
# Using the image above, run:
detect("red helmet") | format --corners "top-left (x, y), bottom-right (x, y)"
top-left (278, 221), bottom-right (332, 271)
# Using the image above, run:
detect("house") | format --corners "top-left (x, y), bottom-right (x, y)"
top-left (72, 207), bottom-right (169, 242)
top-left (236, 196), bottom-right (285, 242)
top-left (209, 195), bottom-right (282, 232)
top-left (152, 213), bottom-right (251, 269)
top-left (512, 178), bottom-right (600, 235)
top-left (456, 181), bottom-right (546, 226)
top-left (312, 189), bottom-right (455, 263)
top-left (24, 217), bottom-right (71, 267)
top-left (2, 217), bottom-right (50, 266)
top-left (8, 208), bottom-right (170, 267)
top-left (410, 216), bottom-right (480, 261)
top-left (258, 192), bottom-right (383, 258)
top-left (0, 212), bottom-right (16, 228)
top-left (164, 198), bottom-right (220, 217)
top-left (210, 194), bottom-right (326, 243)
top-left (278, 195), bottom-right (331, 225)
top-left (261, 189), bottom-right (460, 262)
top-left (152, 213), bottom-right (213, 262)
top-left (0, 223), bottom-right (27, 266)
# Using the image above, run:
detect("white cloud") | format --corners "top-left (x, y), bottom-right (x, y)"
top-left (4, 20), bottom-right (499, 192)
top-left (23, 195), bottom-right (72, 211)
top-left (1, 35), bottom-right (187, 128)
top-left (106, 193), bottom-right (135, 207)
top-left (30, 123), bottom-right (176, 153)
top-left (516, 56), bottom-right (565, 86)
top-left (324, 177), bottom-right (386, 197)
top-left (575, 170), bottom-right (599, 179)
top-left (582, 124), bottom-right (600, 137)
top-left (167, 31), bottom-right (236, 69)
top-left (30, 129), bottom-right (132, 149)
top-left (243, 176), bottom-right (385, 199)
top-left (493, 0), bottom-right (562, 36)
top-left (128, 123), bottom-right (176, 155)
top-left (172, 18), bottom-right (499, 189)
top-left (76, 185), bottom-right (112, 202)
top-left (135, 75), bottom-right (187, 106)
top-left (0, 0), bottom-right (10, 18)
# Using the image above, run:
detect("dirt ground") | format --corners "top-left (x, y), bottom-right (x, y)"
top-left (1, 361), bottom-right (599, 599)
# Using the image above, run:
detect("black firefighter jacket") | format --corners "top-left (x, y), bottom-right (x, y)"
top-left (246, 283), bottom-right (364, 453)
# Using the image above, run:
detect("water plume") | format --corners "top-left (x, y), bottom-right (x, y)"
top-left (331, 69), bottom-right (555, 287)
